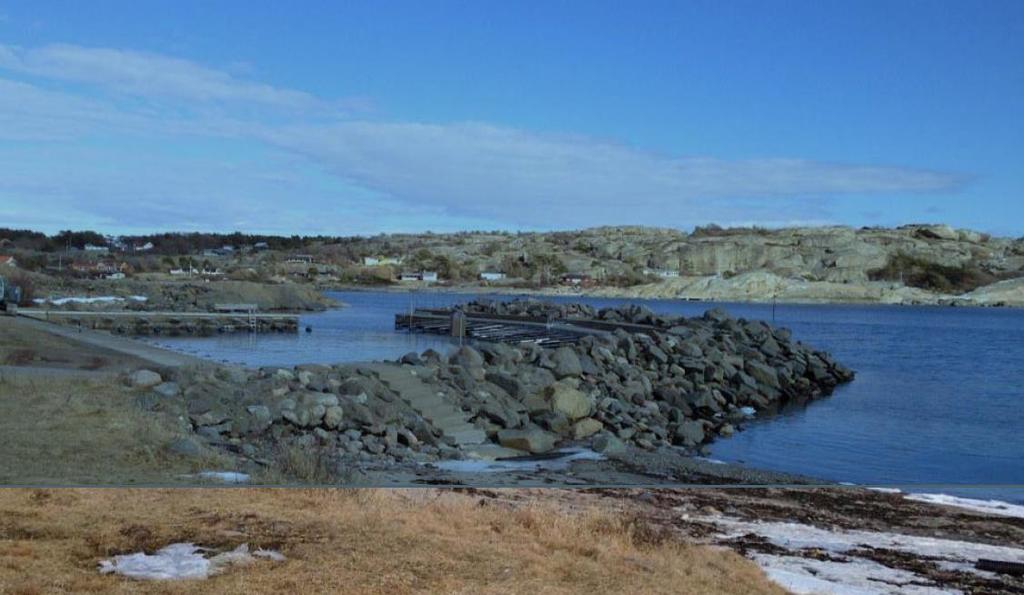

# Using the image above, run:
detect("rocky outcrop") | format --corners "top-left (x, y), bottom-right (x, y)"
top-left (333, 223), bottom-right (1024, 306)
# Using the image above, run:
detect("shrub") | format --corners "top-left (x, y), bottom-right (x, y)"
top-left (868, 253), bottom-right (996, 293)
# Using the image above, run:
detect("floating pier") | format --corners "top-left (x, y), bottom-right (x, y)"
top-left (395, 309), bottom-right (594, 346)
top-left (393, 307), bottom-right (666, 347)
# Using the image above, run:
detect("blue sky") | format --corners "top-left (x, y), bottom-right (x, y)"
top-left (0, 1), bottom-right (1021, 236)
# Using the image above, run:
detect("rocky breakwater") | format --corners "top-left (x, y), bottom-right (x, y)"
top-left (143, 301), bottom-right (853, 480)
top-left (436, 300), bottom-right (855, 454)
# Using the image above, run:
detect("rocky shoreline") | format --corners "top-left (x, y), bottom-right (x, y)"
top-left (138, 300), bottom-right (854, 482)
top-left (330, 275), bottom-right (1024, 308)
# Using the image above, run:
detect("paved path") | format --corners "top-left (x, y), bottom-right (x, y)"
top-left (366, 363), bottom-right (489, 447)
top-left (19, 309), bottom-right (297, 320)
top-left (0, 365), bottom-right (118, 381)
top-left (13, 315), bottom-right (202, 369)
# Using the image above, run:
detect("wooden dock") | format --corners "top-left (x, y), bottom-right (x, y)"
top-left (395, 309), bottom-right (612, 347)
top-left (394, 305), bottom-right (690, 347)
top-left (18, 309), bottom-right (299, 336)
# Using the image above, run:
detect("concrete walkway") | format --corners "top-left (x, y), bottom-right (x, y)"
top-left (367, 363), bottom-right (488, 447)
top-left (13, 315), bottom-right (202, 369)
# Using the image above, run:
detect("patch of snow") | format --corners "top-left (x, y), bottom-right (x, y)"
top-left (714, 516), bottom-right (1024, 565)
top-left (34, 295), bottom-right (147, 305)
top-left (753, 553), bottom-right (958, 595)
top-left (99, 543), bottom-right (284, 581)
top-left (433, 448), bottom-right (603, 473)
top-left (710, 516), bottom-right (1024, 594)
top-left (695, 456), bottom-right (728, 465)
top-left (904, 493), bottom-right (1024, 519)
top-left (186, 471), bottom-right (250, 483)
top-left (99, 543), bottom-right (210, 580)
top-left (253, 549), bottom-right (287, 562)
top-left (198, 471), bottom-right (250, 483)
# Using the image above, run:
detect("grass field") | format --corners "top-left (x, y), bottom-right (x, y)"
top-left (0, 374), bottom-right (231, 486)
top-left (0, 488), bottom-right (783, 594)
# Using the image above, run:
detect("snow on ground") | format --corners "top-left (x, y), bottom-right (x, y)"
top-left (708, 516), bottom-right (1024, 595)
top-left (177, 471), bottom-right (251, 483)
top-left (33, 295), bottom-right (147, 305)
top-left (904, 493), bottom-right (1024, 519)
top-left (99, 543), bottom-right (284, 580)
top-left (752, 553), bottom-right (957, 595)
top-left (863, 488), bottom-right (1024, 519)
top-left (433, 448), bottom-right (603, 473)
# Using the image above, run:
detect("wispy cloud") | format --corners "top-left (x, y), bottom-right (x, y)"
top-left (259, 121), bottom-right (962, 226)
top-left (0, 43), bottom-right (320, 108)
top-left (0, 42), bottom-right (965, 233)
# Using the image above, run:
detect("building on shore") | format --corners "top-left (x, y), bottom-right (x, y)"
top-left (560, 272), bottom-right (596, 288)
top-left (73, 260), bottom-right (128, 278)
top-left (0, 255), bottom-right (17, 268)
top-left (644, 268), bottom-right (680, 279)
top-left (399, 271), bottom-right (439, 283)
top-left (480, 271), bottom-right (506, 281)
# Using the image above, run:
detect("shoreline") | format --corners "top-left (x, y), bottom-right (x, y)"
top-left (6, 315), bottom-right (1024, 592)
top-left (322, 282), bottom-right (1023, 308)
top-left (6, 305), bottom-right (1021, 502)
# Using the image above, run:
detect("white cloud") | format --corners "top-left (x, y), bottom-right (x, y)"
top-left (0, 42), bottom-right (966, 233)
top-left (0, 43), bottom-right (320, 108)
top-left (258, 121), bottom-right (961, 227)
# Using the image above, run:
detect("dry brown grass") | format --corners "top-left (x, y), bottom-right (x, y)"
top-left (0, 489), bottom-right (784, 594)
top-left (0, 376), bottom-right (230, 485)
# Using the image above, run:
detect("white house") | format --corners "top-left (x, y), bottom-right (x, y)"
top-left (399, 271), bottom-right (438, 283)
top-left (645, 268), bottom-right (680, 279)
top-left (84, 244), bottom-right (109, 253)
top-left (480, 271), bottom-right (506, 281)
top-left (134, 242), bottom-right (154, 252)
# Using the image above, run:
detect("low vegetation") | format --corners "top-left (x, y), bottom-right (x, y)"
top-left (0, 373), bottom-right (229, 485)
top-left (0, 488), bottom-right (783, 594)
top-left (868, 252), bottom-right (998, 293)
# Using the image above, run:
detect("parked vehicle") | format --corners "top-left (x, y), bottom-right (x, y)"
top-left (0, 275), bottom-right (22, 314)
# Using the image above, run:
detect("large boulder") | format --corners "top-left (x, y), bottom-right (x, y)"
top-left (152, 382), bottom-right (180, 398)
top-left (246, 405), bottom-right (273, 434)
top-left (592, 432), bottom-right (627, 455)
top-left (497, 427), bottom-right (558, 453)
top-left (323, 405), bottom-right (345, 429)
top-left (165, 437), bottom-right (202, 458)
top-left (674, 420), bottom-right (706, 446)
top-left (449, 346), bottom-right (485, 380)
top-left (128, 369), bottom-right (162, 388)
top-left (545, 380), bottom-right (593, 420)
top-left (745, 360), bottom-right (780, 389)
top-left (571, 418), bottom-right (604, 440)
top-left (550, 346), bottom-right (583, 379)
top-left (914, 224), bottom-right (958, 241)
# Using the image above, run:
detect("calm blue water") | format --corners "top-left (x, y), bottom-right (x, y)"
top-left (146, 290), bottom-right (1024, 501)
